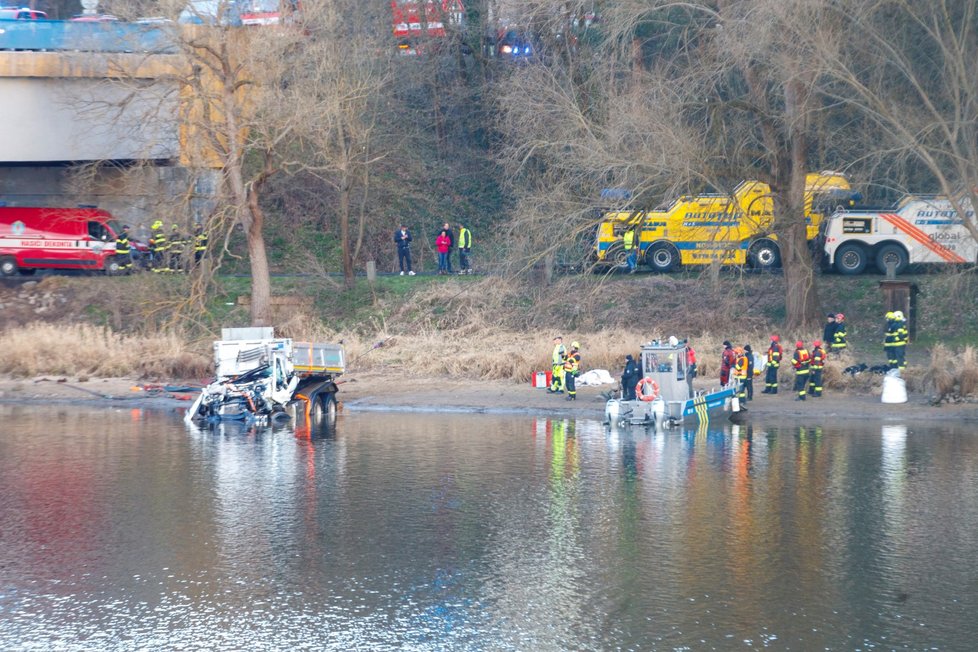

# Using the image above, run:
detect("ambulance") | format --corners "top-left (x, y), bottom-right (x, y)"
top-left (0, 205), bottom-right (125, 276)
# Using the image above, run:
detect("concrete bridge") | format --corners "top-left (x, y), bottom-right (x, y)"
top-left (0, 20), bottom-right (214, 233)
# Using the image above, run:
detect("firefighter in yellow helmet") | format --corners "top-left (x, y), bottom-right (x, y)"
top-left (563, 341), bottom-right (581, 401)
top-left (149, 219), bottom-right (168, 272)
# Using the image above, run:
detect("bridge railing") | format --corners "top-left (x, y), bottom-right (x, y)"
top-left (0, 20), bottom-right (177, 54)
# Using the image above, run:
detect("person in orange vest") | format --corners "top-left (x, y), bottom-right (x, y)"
top-left (809, 340), bottom-right (826, 397)
top-left (563, 341), bottom-right (581, 401)
top-left (733, 346), bottom-right (751, 403)
top-left (792, 340), bottom-right (811, 401)
top-left (763, 335), bottom-right (782, 394)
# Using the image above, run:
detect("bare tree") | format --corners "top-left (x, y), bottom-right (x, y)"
top-left (819, 0), bottom-right (978, 244)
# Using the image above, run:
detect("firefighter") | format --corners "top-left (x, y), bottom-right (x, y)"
top-left (884, 311), bottom-right (897, 368)
top-left (792, 340), bottom-right (811, 401)
top-left (623, 228), bottom-right (637, 273)
top-left (743, 344), bottom-right (755, 401)
top-left (114, 225), bottom-right (132, 272)
top-left (763, 334), bottom-right (782, 394)
top-left (832, 313), bottom-right (848, 351)
top-left (169, 224), bottom-right (187, 272)
top-left (733, 346), bottom-right (749, 403)
top-left (149, 219), bottom-right (168, 272)
top-left (892, 310), bottom-right (908, 370)
top-left (720, 341), bottom-right (737, 386)
top-left (809, 340), bottom-right (826, 397)
top-left (548, 336), bottom-right (566, 394)
top-left (193, 223), bottom-right (208, 266)
top-left (564, 341), bottom-right (581, 401)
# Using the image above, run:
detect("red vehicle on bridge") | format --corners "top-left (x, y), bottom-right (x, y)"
top-left (0, 205), bottom-right (127, 275)
top-left (239, 0), bottom-right (299, 26)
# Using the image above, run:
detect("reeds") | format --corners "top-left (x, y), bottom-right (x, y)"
top-left (0, 322), bottom-right (210, 380)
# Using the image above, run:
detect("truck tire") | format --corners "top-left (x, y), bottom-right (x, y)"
top-left (747, 239), bottom-right (781, 271)
top-left (0, 257), bottom-right (17, 276)
top-left (605, 245), bottom-right (630, 271)
top-left (875, 244), bottom-right (908, 275)
top-left (646, 242), bottom-right (680, 273)
top-left (834, 243), bottom-right (868, 275)
top-left (310, 392), bottom-right (337, 425)
top-left (104, 256), bottom-right (124, 276)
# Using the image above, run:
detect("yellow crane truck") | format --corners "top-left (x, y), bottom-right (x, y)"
top-left (593, 172), bottom-right (854, 272)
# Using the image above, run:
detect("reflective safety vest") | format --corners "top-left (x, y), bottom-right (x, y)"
top-left (194, 229), bottom-right (208, 252)
top-left (564, 352), bottom-right (580, 375)
top-left (811, 346), bottom-right (826, 369)
top-left (552, 343), bottom-right (566, 366)
top-left (831, 323), bottom-right (847, 349)
top-left (792, 348), bottom-right (811, 374)
top-left (115, 233), bottom-right (130, 255)
top-left (767, 342), bottom-right (782, 368)
top-left (150, 229), bottom-right (167, 253)
top-left (893, 320), bottom-right (908, 346)
top-left (733, 354), bottom-right (749, 380)
top-left (623, 230), bottom-right (635, 250)
top-left (458, 227), bottom-right (471, 249)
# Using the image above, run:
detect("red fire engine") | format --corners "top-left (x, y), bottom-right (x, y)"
top-left (392, 0), bottom-right (464, 54)
top-left (239, 0), bottom-right (300, 26)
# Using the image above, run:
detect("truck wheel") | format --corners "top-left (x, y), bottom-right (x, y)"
top-left (748, 239), bottom-right (781, 271)
top-left (104, 256), bottom-right (124, 276)
top-left (875, 244), bottom-right (908, 275)
top-left (646, 242), bottom-right (680, 273)
top-left (606, 246), bottom-right (630, 271)
top-left (834, 243), bottom-right (868, 275)
top-left (0, 257), bottom-right (17, 276)
top-left (310, 392), bottom-right (337, 425)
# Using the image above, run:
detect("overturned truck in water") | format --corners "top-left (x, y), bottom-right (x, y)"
top-left (185, 327), bottom-right (345, 427)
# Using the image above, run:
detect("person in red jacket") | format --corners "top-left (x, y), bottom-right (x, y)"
top-left (720, 341), bottom-right (737, 386)
top-left (436, 229), bottom-right (451, 275)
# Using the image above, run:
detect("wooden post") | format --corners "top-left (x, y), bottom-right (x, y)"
top-left (366, 260), bottom-right (376, 282)
top-left (879, 279), bottom-right (919, 339)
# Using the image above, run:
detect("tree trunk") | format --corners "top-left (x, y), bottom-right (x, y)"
top-left (339, 171), bottom-right (354, 289)
top-left (246, 189), bottom-right (272, 326)
top-left (781, 78), bottom-right (821, 331)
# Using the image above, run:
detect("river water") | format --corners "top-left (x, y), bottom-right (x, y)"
top-left (1, 405), bottom-right (977, 651)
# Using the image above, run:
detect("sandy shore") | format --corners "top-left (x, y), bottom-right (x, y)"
top-left (1, 370), bottom-right (977, 423)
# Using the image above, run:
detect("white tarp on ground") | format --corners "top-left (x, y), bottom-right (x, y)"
top-left (577, 369), bottom-right (616, 386)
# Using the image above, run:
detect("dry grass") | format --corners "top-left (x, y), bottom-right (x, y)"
top-left (0, 322), bottom-right (211, 380)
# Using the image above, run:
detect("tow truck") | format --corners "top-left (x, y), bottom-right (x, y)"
top-left (185, 327), bottom-right (345, 426)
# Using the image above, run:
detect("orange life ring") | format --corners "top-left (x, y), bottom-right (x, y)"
top-left (636, 377), bottom-right (660, 402)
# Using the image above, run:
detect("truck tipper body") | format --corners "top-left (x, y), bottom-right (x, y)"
top-left (185, 327), bottom-right (345, 426)
top-left (593, 172), bottom-right (854, 272)
top-left (823, 195), bottom-right (977, 275)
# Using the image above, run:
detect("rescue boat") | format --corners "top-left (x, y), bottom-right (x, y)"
top-left (604, 338), bottom-right (737, 429)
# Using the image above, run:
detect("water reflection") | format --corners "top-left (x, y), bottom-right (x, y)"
top-left (1, 406), bottom-right (978, 650)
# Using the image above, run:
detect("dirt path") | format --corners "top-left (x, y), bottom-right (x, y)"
top-left (3, 371), bottom-right (977, 424)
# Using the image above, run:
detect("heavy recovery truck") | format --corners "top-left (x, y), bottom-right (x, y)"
top-left (823, 194), bottom-right (977, 275)
top-left (185, 327), bottom-right (345, 426)
top-left (593, 171), bottom-right (855, 272)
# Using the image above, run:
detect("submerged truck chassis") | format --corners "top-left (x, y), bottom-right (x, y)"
top-left (185, 327), bottom-right (345, 426)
